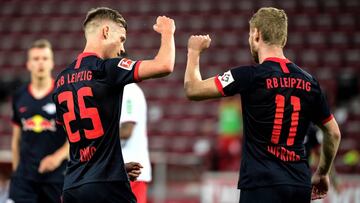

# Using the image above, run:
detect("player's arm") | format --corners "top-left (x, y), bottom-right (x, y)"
top-left (119, 86), bottom-right (139, 143)
top-left (38, 125), bottom-right (69, 174)
top-left (312, 117), bottom-right (341, 200)
top-left (315, 118), bottom-right (341, 176)
top-left (184, 35), bottom-right (222, 101)
top-left (137, 16), bottom-right (175, 80)
top-left (11, 124), bottom-right (21, 171)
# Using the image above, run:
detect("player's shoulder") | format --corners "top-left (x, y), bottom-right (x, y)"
top-left (290, 63), bottom-right (319, 84)
top-left (13, 83), bottom-right (29, 98)
top-left (227, 65), bottom-right (257, 75)
top-left (56, 61), bottom-right (77, 77)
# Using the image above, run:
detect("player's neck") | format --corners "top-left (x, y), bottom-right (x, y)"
top-left (258, 45), bottom-right (286, 64)
top-left (30, 76), bottom-right (53, 93)
top-left (83, 43), bottom-right (105, 59)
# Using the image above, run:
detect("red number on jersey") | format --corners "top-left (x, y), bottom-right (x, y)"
top-left (58, 87), bottom-right (104, 143)
top-left (58, 91), bottom-right (80, 143)
top-left (271, 94), bottom-right (301, 146)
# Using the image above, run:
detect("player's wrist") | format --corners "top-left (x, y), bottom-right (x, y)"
top-left (187, 49), bottom-right (201, 55)
top-left (316, 167), bottom-right (329, 176)
top-left (160, 31), bottom-right (175, 36)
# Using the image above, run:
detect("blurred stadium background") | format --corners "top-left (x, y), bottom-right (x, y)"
top-left (0, 0), bottom-right (359, 202)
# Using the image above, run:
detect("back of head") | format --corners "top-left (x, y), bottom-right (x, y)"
top-left (249, 7), bottom-right (288, 47)
top-left (83, 7), bottom-right (127, 37)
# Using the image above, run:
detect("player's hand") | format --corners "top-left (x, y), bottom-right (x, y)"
top-left (125, 162), bottom-right (143, 182)
top-left (38, 154), bottom-right (63, 173)
top-left (188, 35), bottom-right (211, 53)
top-left (153, 16), bottom-right (175, 35)
top-left (311, 171), bottom-right (330, 200)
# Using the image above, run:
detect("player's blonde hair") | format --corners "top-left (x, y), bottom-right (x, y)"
top-left (249, 7), bottom-right (288, 47)
top-left (83, 7), bottom-right (127, 36)
top-left (28, 39), bottom-right (53, 58)
top-left (29, 39), bottom-right (52, 50)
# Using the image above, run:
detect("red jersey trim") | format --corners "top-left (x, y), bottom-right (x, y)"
top-left (134, 61), bottom-right (142, 82)
top-left (264, 57), bottom-right (291, 73)
top-left (214, 76), bottom-right (226, 96)
top-left (28, 79), bottom-right (55, 100)
top-left (75, 52), bottom-right (99, 69)
top-left (322, 114), bottom-right (334, 125)
top-left (12, 121), bottom-right (20, 127)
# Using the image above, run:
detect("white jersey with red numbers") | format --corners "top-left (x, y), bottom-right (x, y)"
top-left (120, 83), bottom-right (152, 182)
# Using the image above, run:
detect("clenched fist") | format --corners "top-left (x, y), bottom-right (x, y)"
top-left (153, 16), bottom-right (175, 35)
top-left (125, 162), bottom-right (143, 181)
top-left (188, 35), bottom-right (211, 53)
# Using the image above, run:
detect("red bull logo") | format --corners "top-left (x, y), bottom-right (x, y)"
top-left (21, 114), bottom-right (56, 133)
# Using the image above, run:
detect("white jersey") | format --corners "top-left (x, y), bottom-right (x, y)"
top-left (120, 83), bottom-right (151, 182)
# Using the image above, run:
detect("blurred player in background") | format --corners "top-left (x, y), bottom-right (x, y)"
top-left (184, 7), bottom-right (341, 203)
top-left (9, 39), bottom-right (69, 203)
top-left (120, 83), bottom-right (152, 203)
top-left (53, 7), bottom-right (175, 203)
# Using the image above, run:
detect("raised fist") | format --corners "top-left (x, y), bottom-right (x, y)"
top-left (153, 16), bottom-right (176, 35)
top-left (188, 35), bottom-right (211, 52)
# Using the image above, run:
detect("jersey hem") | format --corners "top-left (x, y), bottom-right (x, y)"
top-left (63, 178), bottom-right (130, 191)
top-left (321, 114), bottom-right (334, 125)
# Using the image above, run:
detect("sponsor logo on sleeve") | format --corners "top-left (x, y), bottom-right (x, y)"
top-left (118, 58), bottom-right (136, 70)
top-left (218, 70), bottom-right (234, 88)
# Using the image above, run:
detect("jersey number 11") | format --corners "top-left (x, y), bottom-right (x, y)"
top-left (271, 94), bottom-right (301, 146)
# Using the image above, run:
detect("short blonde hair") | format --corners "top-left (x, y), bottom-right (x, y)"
top-left (28, 39), bottom-right (53, 59)
top-left (249, 7), bottom-right (288, 47)
top-left (83, 7), bottom-right (127, 31)
top-left (29, 39), bottom-right (52, 50)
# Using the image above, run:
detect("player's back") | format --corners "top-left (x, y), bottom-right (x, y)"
top-left (53, 52), bottom-right (141, 190)
top-left (220, 57), bottom-right (333, 189)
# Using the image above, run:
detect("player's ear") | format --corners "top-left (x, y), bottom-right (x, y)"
top-left (254, 28), bottom-right (260, 43)
top-left (102, 25), bottom-right (110, 39)
top-left (26, 61), bottom-right (31, 71)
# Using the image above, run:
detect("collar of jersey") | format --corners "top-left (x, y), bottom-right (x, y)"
top-left (263, 57), bottom-right (291, 64)
top-left (77, 52), bottom-right (99, 59)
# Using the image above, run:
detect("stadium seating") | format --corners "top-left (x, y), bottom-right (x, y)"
top-left (0, 0), bottom-right (359, 185)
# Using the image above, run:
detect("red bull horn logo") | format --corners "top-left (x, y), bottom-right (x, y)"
top-left (21, 114), bottom-right (56, 133)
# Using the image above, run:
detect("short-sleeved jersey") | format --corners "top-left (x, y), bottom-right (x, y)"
top-left (215, 57), bottom-right (333, 189)
top-left (120, 83), bottom-right (152, 182)
top-left (12, 83), bottom-right (66, 182)
top-left (53, 52), bottom-right (142, 190)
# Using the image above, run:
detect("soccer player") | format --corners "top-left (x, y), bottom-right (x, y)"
top-left (120, 83), bottom-right (152, 203)
top-left (184, 7), bottom-right (341, 203)
top-left (53, 7), bottom-right (175, 203)
top-left (9, 39), bottom-right (69, 203)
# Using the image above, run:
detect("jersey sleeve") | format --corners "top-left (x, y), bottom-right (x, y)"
top-left (311, 89), bottom-right (333, 125)
top-left (120, 85), bottom-right (140, 123)
top-left (214, 66), bottom-right (255, 96)
top-left (103, 58), bottom-right (142, 86)
top-left (11, 98), bottom-right (21, 126)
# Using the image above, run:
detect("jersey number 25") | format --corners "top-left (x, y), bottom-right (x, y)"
top-left (58, 87), bottom-right (104, 143)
